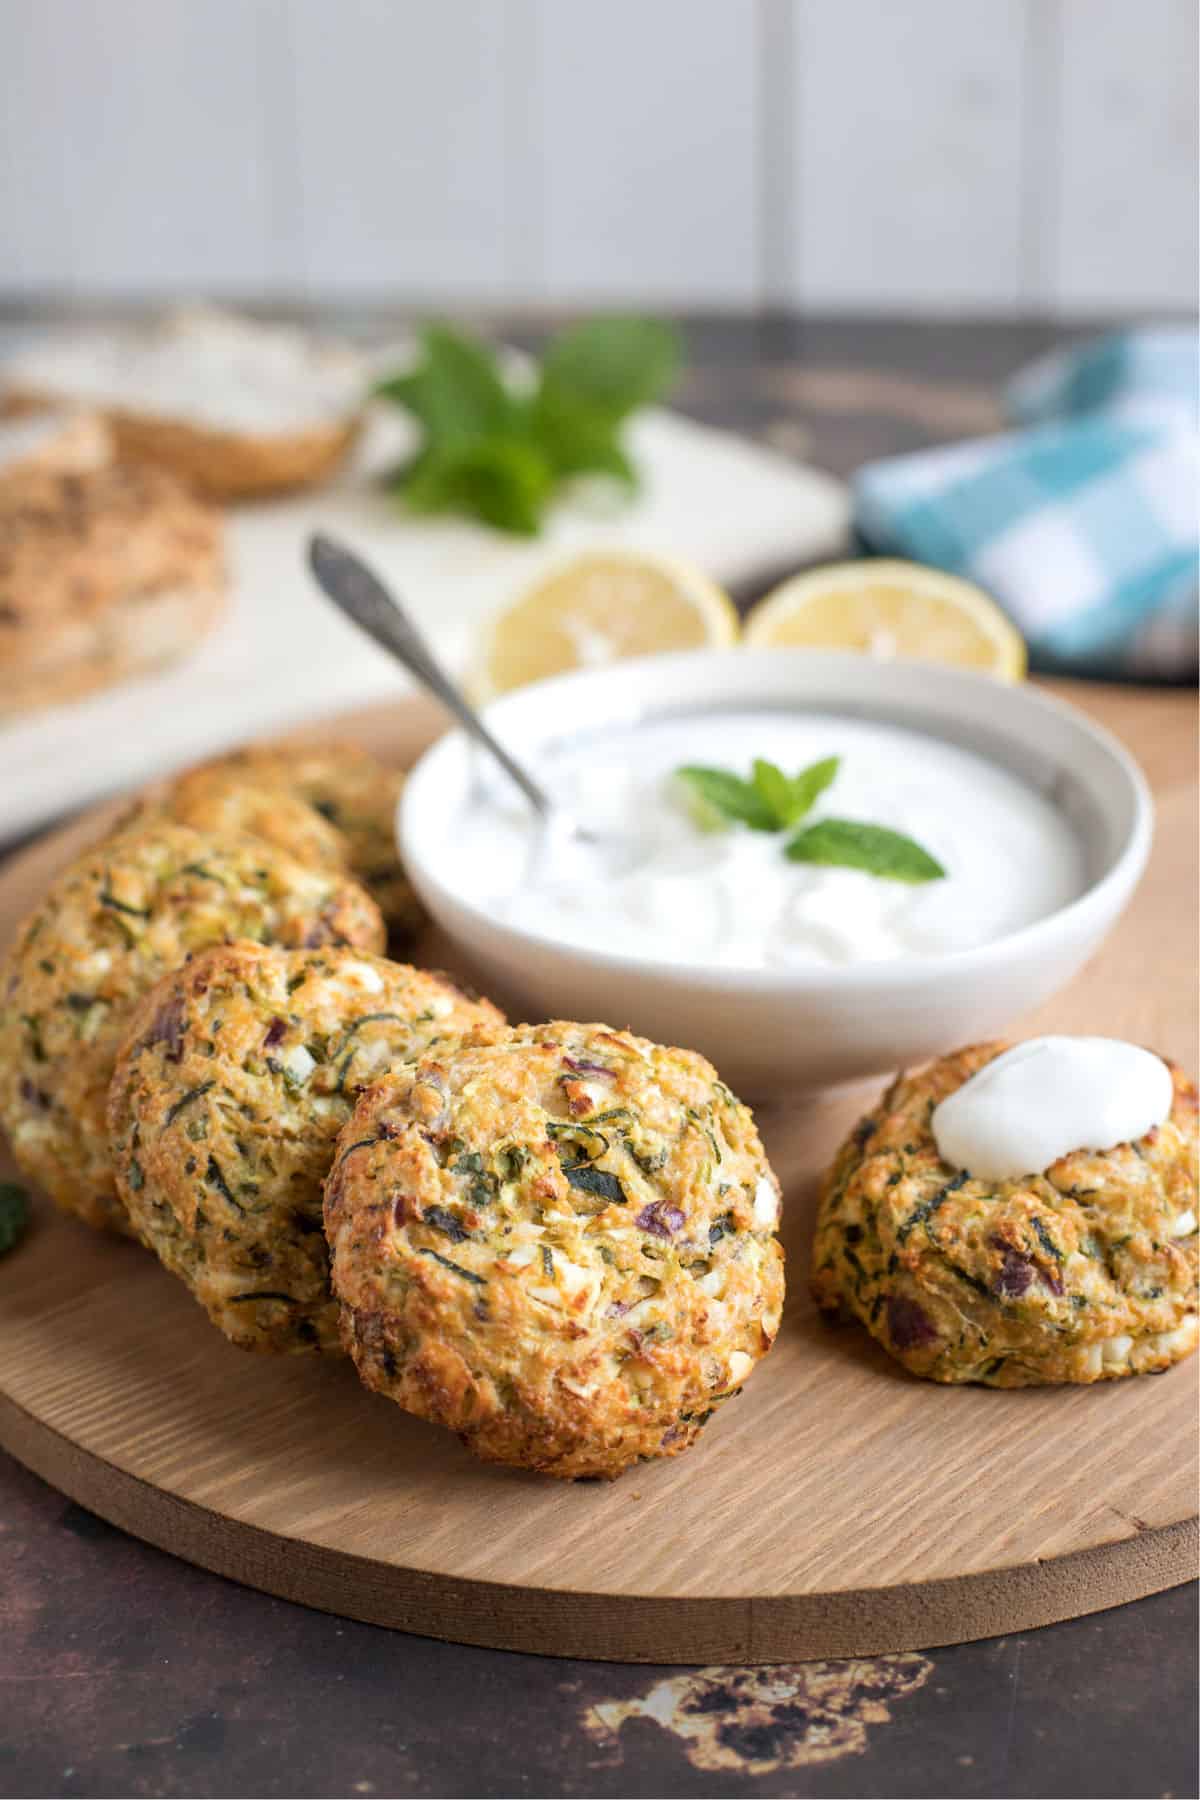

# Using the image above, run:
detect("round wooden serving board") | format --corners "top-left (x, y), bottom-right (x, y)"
top-left (0, 685), bottom-right (1196, 1664)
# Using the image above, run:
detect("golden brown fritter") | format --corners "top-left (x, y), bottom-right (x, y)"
top-left (154, 743), bottom-right (422, 946)
top-left (0, 823), bottom-right (384, 1234)
top-left (0, 409), bottom-right (112, 483)
top-left (0, 461), bottom-right (225, 715)
top-left (811, 1042), bottom-right (1199, 1385)
top-left (108, 942), bottom-right (504, 1353)
top-left (325, 1021), bottom-right (785, 1479)
top-left (132, 767), bottom-right (349, 884)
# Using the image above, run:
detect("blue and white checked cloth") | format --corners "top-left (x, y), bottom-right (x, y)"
top-left (854, 329), bottom-right (1198, 677)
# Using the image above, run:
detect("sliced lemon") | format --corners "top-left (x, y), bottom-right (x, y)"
top-left (743, 559), bottom-right (1026, 680)
top-left (473, 549), bottom-right (739, 699)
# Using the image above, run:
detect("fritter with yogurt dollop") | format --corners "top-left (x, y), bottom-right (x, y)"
top-left (324, 1021), bottom-right (785, 1478)
top-left (811, 1042), bottom-right (1199, 1385)
top-left (0, 823), bottom-right (384, 1234)
top-left (108, 942), bottom-right (503, 1353)
top-left (156, 744), bottom-right (423, 945)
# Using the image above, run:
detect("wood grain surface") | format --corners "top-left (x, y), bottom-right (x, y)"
top-left (0, 680), bottom-right (1195, 1664)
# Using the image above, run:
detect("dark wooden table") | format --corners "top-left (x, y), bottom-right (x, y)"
top-left (1, 312), bottom-right (1196, 1800)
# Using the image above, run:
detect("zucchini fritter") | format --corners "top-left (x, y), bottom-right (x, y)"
top-left (158, 743), bottom-right (423, 946)
top-left (0, 823), bottom-right (384, 1234)
top-left (811, 1042), bottom-right (1199, 1385)
top-left (325, 1021), bottom-right (785, 1479)
top-left (144, 768), bottom-right (349, 881)
top-left (108, 942), bottom-right (503, 1352)
top-left (0, 461), bottom-right (225, 715)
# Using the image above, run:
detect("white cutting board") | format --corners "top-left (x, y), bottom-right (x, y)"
top-left (2, 406), bottom-right (849, 837)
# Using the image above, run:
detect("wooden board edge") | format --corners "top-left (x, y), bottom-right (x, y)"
top-left (4, 1387), bottom-right (1195, 1666)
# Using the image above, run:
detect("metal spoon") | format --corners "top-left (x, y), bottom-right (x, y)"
top-left (307, 532), bottom-right (555, 821)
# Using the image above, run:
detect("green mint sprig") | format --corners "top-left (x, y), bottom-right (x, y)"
top-left (674, 757), bottom-right (945, 883)
top-left (785, 818), bottom-right (946, 883)
top-left (375, 317), bottom-right (681, 537)
top-left (677, 756), bottom-right (840, 834)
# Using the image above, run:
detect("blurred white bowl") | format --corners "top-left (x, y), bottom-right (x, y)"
top-left (399, 650), bottom-right (1152, 1097)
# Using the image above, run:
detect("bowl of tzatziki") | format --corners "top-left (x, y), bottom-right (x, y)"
top-left (399, 650), bottom-right (1151, 1094)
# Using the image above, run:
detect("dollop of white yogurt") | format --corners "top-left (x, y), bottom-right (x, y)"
top-left (448, 709), bottom-right (1086, 971)
top-left (932, 1037), bottom-right (1174, 1181)
top-left (5, 309), bottom-right (365, 434)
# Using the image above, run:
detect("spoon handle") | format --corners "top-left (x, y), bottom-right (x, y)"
top-left (307, 532), bottom-right (553, 819)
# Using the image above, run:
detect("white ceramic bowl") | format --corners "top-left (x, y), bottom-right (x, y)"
top-left (399, 650), bottom-right (1152, 1097)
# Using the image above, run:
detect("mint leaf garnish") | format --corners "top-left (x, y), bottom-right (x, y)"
top-left (675, 767), bottom-right (777, 832)
top-left (675, 754), bottom-right (941, 882)
top-left (526, 384), bottom-right (638, 487)
top-left (538, 317), bottom-right (681, 420)
top-left (750, 755), bottom-right (841, 828)
top-left (375, 324), bottom-right (518, 446)
top-left (788, 755), bottom-right (841, 823)
top-left (395, 438), bottom-right (553, 537)
top-left (0, 1181), bottom-right (30, 1257)
top-left (376, 317), bottom-right (679, 536)
top-left (677, 753), bottom-right (843, 833)
top-left (785, 819), bottom-right (945, 883)
top-left (751, 759), bottom-right (797, 828)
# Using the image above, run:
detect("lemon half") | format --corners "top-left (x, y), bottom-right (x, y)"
top-left (473, 549), bottom-right (739, 699)
top-left (743, 560), bottom-right (1026, 680)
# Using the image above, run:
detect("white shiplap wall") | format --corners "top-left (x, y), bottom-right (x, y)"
top-left (787, 0), bottom-right (1033, 311)
top-left (1050, 0), bottom-right (1200, 310)
top-left (283, 0), bottom-right (514, 296)
top-left (2, 0), bottom-right (283, 291)
top-left (1, 0), bottom-right (1195, 312)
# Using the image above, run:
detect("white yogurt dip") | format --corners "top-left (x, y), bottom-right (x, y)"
top-left (449, 709), bottom-right (1087, 970)
top-left (932, 1037), bottom-right (1174, 1180)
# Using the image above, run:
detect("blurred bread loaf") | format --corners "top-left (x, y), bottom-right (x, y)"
top-left (0, 461), bottom-right (226, 715)
top-left (1, 308), bottom-right (366, 501)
